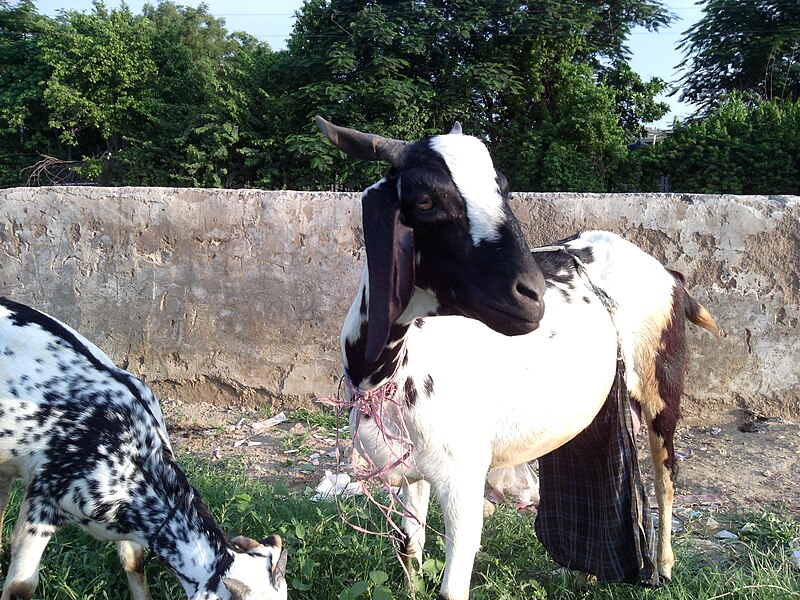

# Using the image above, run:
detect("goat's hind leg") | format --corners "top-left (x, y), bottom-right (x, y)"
top-left (116, 540), bottom-right (152, 600)
top-left (646, 412), bottom-right (678, 582)
top-left (400, 478), bottom-right (431, 582)
top-left (1, 494), bottom-right (56, 600)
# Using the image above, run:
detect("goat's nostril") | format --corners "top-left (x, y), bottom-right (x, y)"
top-left (516, 282), bottom-right (541, 303)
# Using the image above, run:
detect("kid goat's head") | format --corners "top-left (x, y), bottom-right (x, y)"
top-left (316, 116), bottom-right (546, 360)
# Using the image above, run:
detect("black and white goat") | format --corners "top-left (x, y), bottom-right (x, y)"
top-left (0, 297), bottom-right (287, 600)
top-left (316, 117), bottom-right (717, 600)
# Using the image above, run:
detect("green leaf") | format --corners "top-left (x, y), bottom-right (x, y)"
top-left (291, 579), bottom-right (312, 591)
top-left (349, 580), bottom-right (369, 597)
top-left (368, 570), bottom-right (389, 585)
top-left (372, 585), bottom-right (393, 600)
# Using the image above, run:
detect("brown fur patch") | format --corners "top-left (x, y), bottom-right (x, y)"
top-left (7, 581), bottom-right (36, 600)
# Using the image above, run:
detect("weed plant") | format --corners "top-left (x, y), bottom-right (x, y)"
top-left (1, 455), bottom-right (798, 599)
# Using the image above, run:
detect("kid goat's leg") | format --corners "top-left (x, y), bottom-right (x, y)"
top-left (116, 540), bottom-right (152, 600)
top-left (1, 495), bottom-right (56, 600)
top-left (400, 478), bottom-right (431, 581)
top-left (437, 469), bottom-right (488, 600)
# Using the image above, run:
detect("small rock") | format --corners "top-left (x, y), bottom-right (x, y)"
top-left (762, 470), bottom-right (772, 478)
top-left (792, 550), bottom-right (800, 571)
top-left (715, 530), bottom-right (738, 540)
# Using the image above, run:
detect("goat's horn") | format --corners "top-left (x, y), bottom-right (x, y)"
top-left (449, 121), bottom-right (463, 135)
top-left (223, 578), bottom-right (252, 600)
top-left (315, 115), bottom-right (407, 166)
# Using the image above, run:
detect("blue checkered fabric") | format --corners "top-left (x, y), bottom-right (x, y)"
top-left (535, 356), bottom-right (658, 585)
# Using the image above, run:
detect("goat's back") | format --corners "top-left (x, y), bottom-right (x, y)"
top-left (0, 297), bottom-right (168, 482)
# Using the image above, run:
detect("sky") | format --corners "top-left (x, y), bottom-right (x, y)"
top-left (34, 0), bottom-right (703, 127)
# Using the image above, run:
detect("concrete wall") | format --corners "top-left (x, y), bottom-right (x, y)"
top-left (1, 187), bottom-right (798, 424)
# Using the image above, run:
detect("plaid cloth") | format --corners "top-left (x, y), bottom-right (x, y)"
top-left (535, 356), bottom-right (659, 585)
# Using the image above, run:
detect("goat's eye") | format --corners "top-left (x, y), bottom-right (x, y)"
top-left (415, 196), bottom-right (435, 211)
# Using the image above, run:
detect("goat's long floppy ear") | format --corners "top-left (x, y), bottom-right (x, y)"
top-left (363, 180), bottom-right (415, 363)
top-left (315, 115), bottom-right (407, 167)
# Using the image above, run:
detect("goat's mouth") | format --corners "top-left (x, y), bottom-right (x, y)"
top-left (473, 300), bottom-right (544, 335)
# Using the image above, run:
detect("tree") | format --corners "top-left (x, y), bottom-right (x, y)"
top-left (264, 0), bottom-right (672, 191)
top-left (0, 0), bottom-right (58, 185)
top-left (676, 0), bottom-right (800, 112)
top-left (14, 0), bottom-right (272, 186)
top-left (629, 94), bottom-right (800, 194)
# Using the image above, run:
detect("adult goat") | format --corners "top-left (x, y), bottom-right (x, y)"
top-left (316, 116), bottom-right (717, 600)
top-left (0, 297), bottom-right (287, 600)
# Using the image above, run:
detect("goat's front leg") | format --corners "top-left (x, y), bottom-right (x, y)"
top-left (400, 478), bottom-right (431, 581)
top-left (1, 495), bottom-right (56, 600)
top-left (116, 540), bottom-right (152, 600)
top-left (436, 470), bottom-right (487, 600)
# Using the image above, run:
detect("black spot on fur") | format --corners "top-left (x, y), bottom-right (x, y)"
top-left (404, 377), bottom-right (418, 407)
top-left (423, 374), bottom-right (434, 397)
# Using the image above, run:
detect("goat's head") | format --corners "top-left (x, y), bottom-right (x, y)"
top-left (217, 535), bottom-right (287, 600)
top-left (316, 116), bottom-right (546, 361)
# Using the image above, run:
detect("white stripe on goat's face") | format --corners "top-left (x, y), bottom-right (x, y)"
top-left (429, 134), bottom-right (505, 245)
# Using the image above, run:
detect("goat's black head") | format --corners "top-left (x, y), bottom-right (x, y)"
top-left (316, 116), bottom-right (545, 361)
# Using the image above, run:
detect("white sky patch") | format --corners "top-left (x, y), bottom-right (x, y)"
top-left (430, 135), bottom-right (504, 245)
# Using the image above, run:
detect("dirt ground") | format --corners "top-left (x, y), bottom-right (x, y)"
top-left (161, 396), bottom-right (800, 518)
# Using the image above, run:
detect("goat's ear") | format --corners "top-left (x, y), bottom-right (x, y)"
top-left (363, 180), bottom-right (415, 363)
top-left (230, 535), bottom-right (260, 553)
top-left (449, 121), bottom-right (462, 135)
top-left (315, 115), bottom-right (407, 166)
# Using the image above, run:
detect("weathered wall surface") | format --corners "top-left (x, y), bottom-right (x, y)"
top-left (1, 187), bottom-right (797, 424)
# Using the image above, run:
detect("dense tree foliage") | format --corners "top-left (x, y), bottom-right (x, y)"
top-left (676, 0), bottom-right (800, 111)
top-left (265, 0), bottom-right (673, 191)
top-left (632, 94), bottom-right (800, 194)
top-left (0, 0), bottom-right (797, 194)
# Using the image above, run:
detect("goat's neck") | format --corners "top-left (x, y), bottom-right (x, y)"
top-left (141, 463), bottom-right (233, 598)
top-left (341, 268), bottom-right (438, 389)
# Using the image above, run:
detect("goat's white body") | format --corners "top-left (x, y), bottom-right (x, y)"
top-left (346, 230), bottom-right (707, 600)
top-left (407, 295), bottom-right (616, 470)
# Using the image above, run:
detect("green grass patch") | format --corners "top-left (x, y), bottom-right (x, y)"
top-left (1, 456), bottom-right (798, 599)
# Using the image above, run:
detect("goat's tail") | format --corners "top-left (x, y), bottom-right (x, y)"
top-left (684, 292), bottom-right (719, 337)
top-left (668, 269), bottom-right (719, 338)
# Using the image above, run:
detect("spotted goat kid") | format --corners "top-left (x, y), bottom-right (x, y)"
top-left (0, 297), bottom-right (287, 600)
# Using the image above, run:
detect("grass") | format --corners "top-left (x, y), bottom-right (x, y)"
top-left (2, 456), bottom-right (799, 599)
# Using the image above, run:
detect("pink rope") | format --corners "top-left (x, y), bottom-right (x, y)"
top-left (317, 373), bottom-right (422, 568)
